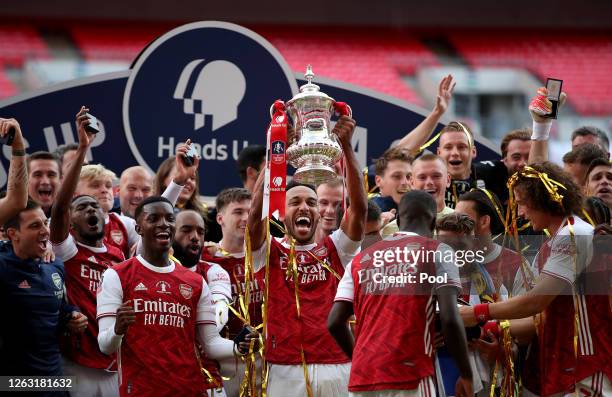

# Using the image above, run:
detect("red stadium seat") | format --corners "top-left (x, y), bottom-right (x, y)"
top-left (0, 25), bottom-right (50, 67)
top-left (260, 28), bottom-right (437, 105)
top-left (449, 32), bottom-right (612, 115)
top-left (0, 68), bottom-right (18, 99)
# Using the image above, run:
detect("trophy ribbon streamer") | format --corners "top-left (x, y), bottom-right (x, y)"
top-left (264, 100), bottom-right (288, 220)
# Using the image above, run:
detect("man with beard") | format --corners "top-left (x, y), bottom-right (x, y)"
top-left (173, 209), bottom-right (232, 396)
top-left (97, 196), bottom-right (258, 396)
top-left (201, 187), bottom-right (263, 397)
top-left (50, 111), bottom-right (125, 396)
top-left (73, 107), bottom-right (196, 257)
top-left (248, 115), bottom-right (367, 396)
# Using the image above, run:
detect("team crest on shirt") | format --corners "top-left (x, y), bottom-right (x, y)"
top-left (111, 230), bottom-right (124, 245)
top-left (313, 246), bottom-right (327, 257)
top-left (179, 284), bottom-right (193, 299)
top-left (296, 252), bottom-right (309, 264)
top-left (156, 280), bottom-right (172, 294)
top-left (51, 273), bottom-right (62, 290)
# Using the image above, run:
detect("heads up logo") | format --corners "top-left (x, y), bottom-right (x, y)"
top-left (173, 59), bottom-right (246, 131)
top-left (122, 21), bottom-right (298, 196)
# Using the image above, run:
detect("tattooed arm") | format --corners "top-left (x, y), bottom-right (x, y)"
top-left (0, 118), bottom-right (28, 226)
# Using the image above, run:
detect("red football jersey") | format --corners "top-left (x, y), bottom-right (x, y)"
top-left (341, 233), bottom-right (461, 391)
top-left (53, 235), bottom-right (124, 369)
top-left (104, 213), bottom-right (129, 258)
top-left (98, 256), bottom-right (212, 396)
top-left (483, 244), bottom-right (522, 296)
top-left (534, 217), bottom-right (610, 396)
top-left (201, 250), bottom-right (264, 339)
top-left (258, 235), bottom-right (349, 365)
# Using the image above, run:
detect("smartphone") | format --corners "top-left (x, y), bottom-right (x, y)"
top-left (0, 126), bottom-right (15, 145)
top-left (544, 78), bottom-right (563, 119)
top-left (85, 113), bottom-right (100, 134)
top-left (233, 325), bottom-right (254, 346)
top-left (182, 143), bottom-right (198, 167)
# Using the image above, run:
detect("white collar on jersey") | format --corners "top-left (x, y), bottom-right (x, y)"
top-left (276, 236), bottom-right (317, 251)
top-left (481, 243), bottom-right (502, 264)
top-left (137, 254), bottom-right (175, 273)
top-left (216, 240), bottom-right (245, 258)
top-left (76, 240), bottom-right (108, 253)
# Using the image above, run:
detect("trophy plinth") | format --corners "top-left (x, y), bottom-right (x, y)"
top-left (284, 65), bottom-right (345, 185)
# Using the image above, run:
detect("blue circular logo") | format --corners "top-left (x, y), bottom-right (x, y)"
top-left (123, 21), bottom-right (298, 195)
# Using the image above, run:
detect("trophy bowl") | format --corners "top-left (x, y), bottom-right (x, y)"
top-left (283, 65), bottom-right (347, 185)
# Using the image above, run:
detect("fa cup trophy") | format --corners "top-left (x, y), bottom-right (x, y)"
top-left (282, 65), bottom-right (352, 185)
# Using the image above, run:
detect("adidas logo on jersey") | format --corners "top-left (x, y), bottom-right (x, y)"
top-left (134, 282), bottom-right (148, 291)
top-left (88, 256), bottom-right (98, 263)
top-left (18, 280), bottom-right (31, 289)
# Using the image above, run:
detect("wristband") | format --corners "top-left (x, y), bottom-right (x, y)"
top-left (11, 149), bottom-right (26, 156)
top-left (531, 120), bottom-right (552, 141)
top-left (474, 303), bottom-right (491, 323)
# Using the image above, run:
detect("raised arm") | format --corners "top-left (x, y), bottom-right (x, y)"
top-left (395, 74), bottom-right (455, 153)
top-left (247, 170), bottom-right (266, 250)
top-left (50, 106), bottom-right (94, 243)
top-left (527, 87), bottom-right (567, 165)
top-left (0, 118), bottom-right (28, 225)
top-left (335, 116), bottom-right (367, 241)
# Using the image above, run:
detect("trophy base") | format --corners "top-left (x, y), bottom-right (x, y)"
top-left (293, 164), bottom-right (337, 185)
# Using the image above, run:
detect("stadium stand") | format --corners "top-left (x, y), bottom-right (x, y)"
top-left (449, 32), bottom-right (612, 115)
top-left (69, 25), bottom-right (436, 105)
top-left (0, 25), bottom-right (49, 67)
top-left (0, 68), bottom-right (17, 99)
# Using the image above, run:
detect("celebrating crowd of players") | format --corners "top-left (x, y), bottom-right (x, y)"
top-left (0, 76), bottom-right (610, 397)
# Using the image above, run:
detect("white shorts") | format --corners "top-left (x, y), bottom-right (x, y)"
top-left (219, 356), bottom-right (263, 397)
top-left (348, 377), bottom-right (436, 397)
top-left (267, 362), bottom-right (351, 397)
top-left (560, 372), bottom-right (611, 397)
top-left (62, 357), bottom-right (118, 397)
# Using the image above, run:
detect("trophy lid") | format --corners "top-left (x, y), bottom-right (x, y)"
top-left (287, 65), bottom-right (335, 103)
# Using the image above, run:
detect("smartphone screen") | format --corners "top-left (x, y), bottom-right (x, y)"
top-left (544, 78), bottom-right (563, 119)
top-left (546, 78), bottom-right (563, 100)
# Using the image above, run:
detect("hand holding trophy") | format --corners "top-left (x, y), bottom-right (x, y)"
top-left (274, 65), bottom-right (352, 185)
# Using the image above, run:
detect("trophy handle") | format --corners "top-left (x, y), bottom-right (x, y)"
top-left (333, 102), bottom-right (352, 118)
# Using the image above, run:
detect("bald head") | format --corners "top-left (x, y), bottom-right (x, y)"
top-left (119, 166), bottom-right (153, 218)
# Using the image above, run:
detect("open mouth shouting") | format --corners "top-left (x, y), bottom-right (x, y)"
top-left (294, 214), bottom-right (312, 236)
top-left (155, 230), bottom-right (172, 246)
top-left (38, 187), bottom-right (53, 202)
top-left (38, 238), bottom-right (48, 253)
top-left (448, 159), bottom-right (463, 168)
top-left (596, 186), bottom-right (611, 196)
top-left (86, 214), bottom-right (101, 231)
